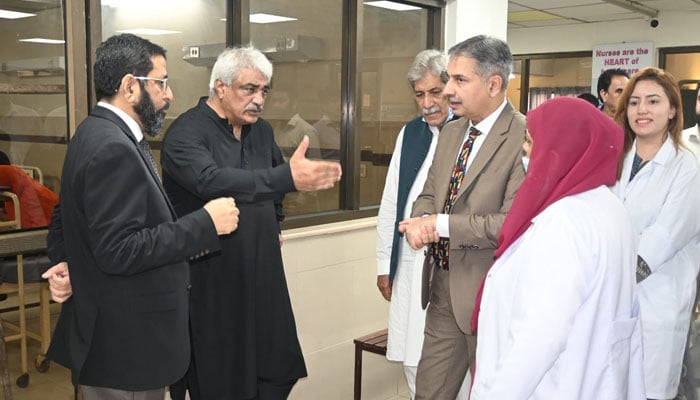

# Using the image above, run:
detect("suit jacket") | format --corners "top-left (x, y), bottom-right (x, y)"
top-left (412, 101), bottom-right (526, 334)
top-left (46, 106), bottom-right (220, 390)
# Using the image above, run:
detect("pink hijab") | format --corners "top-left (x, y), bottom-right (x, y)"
top-left (471, 96), bottom-right (624, 332)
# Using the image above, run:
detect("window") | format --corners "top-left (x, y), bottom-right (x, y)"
top-left (512, 53), bottom-right (592, 113)
top-left (249, 0), bottom-right (343, 216)
top-left (99, 0), bottom-right (227, 170)
top-left (660, 47), bottom-right (700, 130)
top-left (0, 0), bottom-right (66, 231)
top-left (359, 3), bottom-right (429, 207)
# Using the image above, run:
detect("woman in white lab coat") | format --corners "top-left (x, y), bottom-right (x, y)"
top-left (612, 67), bottom-right (700, 400)
top-left (470, 97), bottom-right (645, 400)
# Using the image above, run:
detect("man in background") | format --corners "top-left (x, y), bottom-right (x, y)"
top-left (42, 33), bottom-right (239, 399)
top-left (399, 35), bottom-right (526, 400)
top-left (597, 68), bottom-right (630, 119)
top-left (376, 49), bottom-right (469, 399)
top-left (162, 46), bottom-right (342, 400)
top-left (683, 88), bottom-right (700, 158)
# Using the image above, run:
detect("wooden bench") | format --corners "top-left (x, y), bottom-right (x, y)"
top-left (353, 329), bottom-right (388, 400)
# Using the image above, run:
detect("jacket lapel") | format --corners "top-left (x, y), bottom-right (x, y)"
top-left (91, 106), bottom-right (178, 220)
top-left (457, 102), bottom-right (516, 199)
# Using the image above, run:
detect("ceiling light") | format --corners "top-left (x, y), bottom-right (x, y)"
top-left (249, 13), bottom-right (297, 24)
top-left (0, 9), bottom-right (36, 19)
top-left (365, 1), bottom-right (421, 11)
top-left (116, 28), bottom-right (181, 35)
top-left (19, 38), bottom-right (65, 44)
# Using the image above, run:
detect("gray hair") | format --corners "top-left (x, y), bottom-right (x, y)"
top-left (208, 46), bottom-right (273, 97)
top-left (448, 35), bottom-right (512, 92)
top-left (407, 49), bottom-right (449, 90)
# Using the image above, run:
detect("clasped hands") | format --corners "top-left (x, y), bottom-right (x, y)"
top-left (398, 214), bottom-right (439, 250)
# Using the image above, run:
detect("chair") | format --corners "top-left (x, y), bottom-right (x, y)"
top-left (0, 192), bottom-right (20, 232)
top-left (0, 195), bottom-right (52, 388)
top-left (15, 166), bottom-right (42, 185)
top-left (352, 329), bottom-right (388, 400)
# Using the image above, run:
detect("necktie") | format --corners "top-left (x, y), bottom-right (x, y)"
top-left (431, 127), bottom-right (481, 269)
top-left (139, 139), bottom-right (161, 182)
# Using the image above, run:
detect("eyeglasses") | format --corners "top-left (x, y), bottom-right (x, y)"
top-left (134, 76), bottom-right (169, 92)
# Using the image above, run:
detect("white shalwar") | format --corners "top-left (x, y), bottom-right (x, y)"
top-left (471, 187), bottom-right (645, 400)
top-left (376, 124), bottom-right (438, 367)
top-left (613, 138), bottom-right (700, 399)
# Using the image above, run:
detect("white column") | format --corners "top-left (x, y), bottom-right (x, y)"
top-left (444, 0), bottom-right (509, 50)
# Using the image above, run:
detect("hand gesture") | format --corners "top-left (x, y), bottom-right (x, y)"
top-left (398, 215), bottom-right (439, 250)
top-left (290, 135), bottom-right (342, 191)
top-left (203, 197), bottom-right (240, 235)
top-left (41, 262), bottom-right (73, 303)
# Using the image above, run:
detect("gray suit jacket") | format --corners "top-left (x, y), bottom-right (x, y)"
top-left (412, 101), bottom-right (526, 334)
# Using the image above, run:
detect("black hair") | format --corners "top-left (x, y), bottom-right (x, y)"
top-left (0, 150), bottom-right (10, 165)
top-left (93, 33), bottom-right (167, 101)
top-left (577, 92), bottom-right (599, 107)
top-left (596, 68), bottom-right (630, 102)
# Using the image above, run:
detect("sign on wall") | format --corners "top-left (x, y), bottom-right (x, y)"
top-left (590, 42), bottom-right (654, 94)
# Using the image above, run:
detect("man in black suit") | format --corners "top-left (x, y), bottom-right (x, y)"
top-left (41, 34), bottom-right (240, 400)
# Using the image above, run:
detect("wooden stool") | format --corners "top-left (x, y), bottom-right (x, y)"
top-left (353, 329), bottom-right (388, 400)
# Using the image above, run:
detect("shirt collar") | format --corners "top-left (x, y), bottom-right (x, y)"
top-left (471, 98), bottom-right (508, 135)
top-left (97, 101), bottom-right (144, 142)
top-left (633, 134), bottom-right (674, 167)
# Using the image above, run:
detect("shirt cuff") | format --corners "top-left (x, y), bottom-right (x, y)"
top-left (377, 259), bottom-right (390, 275)
top-left (436, 213), bottom-right (449, 237)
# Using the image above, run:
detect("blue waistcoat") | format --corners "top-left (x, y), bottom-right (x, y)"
top-left (389, 117), bottom-right (435, 282)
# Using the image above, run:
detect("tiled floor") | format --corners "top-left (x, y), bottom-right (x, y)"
top-left (5, 299), bottom-right (700, 400)
top-left (2, 302), bottom-right (74, 400)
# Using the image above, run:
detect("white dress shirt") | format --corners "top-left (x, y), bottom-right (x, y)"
top-left (682, 124), bottom-right (700, 160)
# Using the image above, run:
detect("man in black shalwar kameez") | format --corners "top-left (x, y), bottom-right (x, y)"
top-left (162, 46), bottom-right (342, 400)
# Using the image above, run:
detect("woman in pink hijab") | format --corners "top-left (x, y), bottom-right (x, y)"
top-left (470, 97), bottom-right (644, 399)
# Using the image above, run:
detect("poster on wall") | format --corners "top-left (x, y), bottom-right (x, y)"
top-left (590, 41), bottom-right (654, 94)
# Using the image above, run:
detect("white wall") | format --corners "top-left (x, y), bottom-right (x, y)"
top-left (508, 10), bottom-right (700, 59)
top-left (282, 218), bottom-right (408, 400)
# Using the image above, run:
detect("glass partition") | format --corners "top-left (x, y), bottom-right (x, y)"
top-left (0, 0), bottom-right (66, 230)
top-left (359, 2), bottom-right (428, 207)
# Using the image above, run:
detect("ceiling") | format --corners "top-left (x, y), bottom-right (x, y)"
top-left (508, 0), bottom-right (700, 28)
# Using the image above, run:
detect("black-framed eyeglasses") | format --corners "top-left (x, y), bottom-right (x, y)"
top-left (134, 76), bottom-right (168, 92)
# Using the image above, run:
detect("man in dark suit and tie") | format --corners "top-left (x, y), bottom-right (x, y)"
top-left (399, 35), bottom-right (526, 400)
top-left (41, 34), bottom-right (240, 400)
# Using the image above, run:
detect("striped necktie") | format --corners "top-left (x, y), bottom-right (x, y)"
top-left (139, 139), bottom-right (161, 182)
top-left (431, 126), bottom-right (481, 269)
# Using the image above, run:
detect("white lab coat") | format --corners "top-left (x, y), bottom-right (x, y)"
top-left (471, 186), bottom-right (645, 400)
top-left (613, 138), bottom-right (700, 399)
top-left (376, 123), bottom-right (438, 366)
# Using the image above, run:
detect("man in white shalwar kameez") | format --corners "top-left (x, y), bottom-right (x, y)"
top-left (376, 50), bottom-right (467, 399)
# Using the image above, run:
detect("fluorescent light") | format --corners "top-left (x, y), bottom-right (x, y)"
top-left (0, 9), bottom-right (36, 19)
top-left (19, 38), bottom-right (65, 44)
top-left (249, 13), bottom-right (297, 24)
top-left (116, 28), bottom-right (181, 36)
top-left (364, 1), bottom-right (420, 11)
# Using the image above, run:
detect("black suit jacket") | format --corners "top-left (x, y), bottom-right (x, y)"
top-left (46, 106), bottom-right (220, 390)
